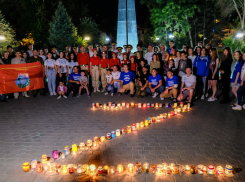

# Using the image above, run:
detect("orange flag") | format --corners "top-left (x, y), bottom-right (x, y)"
top-left (0, 62), bottom-right (44, 94)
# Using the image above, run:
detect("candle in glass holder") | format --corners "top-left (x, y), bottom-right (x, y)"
top-left (165, 103), bottom-right (169, 108)
top-left (77, 164), bottom-right (82, 174)
top-left (87, 139), bottom-right (92, 146)
top-left (92, 103), bottom-right (95, 108)
top-left (173, 102), bottom-right (178, 107)
top-left (117, 103), bottom-right (121, 108)
top-left (96, 103), bottom-right (100, 108)
top-left (185, 165), bottom-right (190, 171)
top-left (216, 166), bottom-right (224, 176)
top-left (177, 107), bottom-right (181, 113)
top-left (144, 120), bottom-right (149, 127)
top-left (208, 165), bottom-right (214, 174)
top-left (64, 146), bottom-right (70, 156)
top-left (97, 166), bottom-right (103, 174)
top-left (163, 113), bottom-right (167, 119)
top-left (116, 129), bottom-right (121, 136)
top-left (135, 162), bottom-right (142, 173)
top-left (138, 103), bottom-right (142, 108)
top-left (151, 103), bottom-right (155, 108)
top-left (174, 109), bottom-right (178, 115)
top-left (162, 163), bottom-right (168, 170)
top-left (100, 136), bottom-right (106, 142)
top-left (122, 103), bottom-right (125, 108)
top-left (143, 103), bottom-right (146, 108)
top-left (160, 114), bottom-right (164, 119)
top-left (111, 131), bottom-right (116, 138)
top-left (110, 166), bottom-right (115, 174)
top-left (41, 154), bottom-right (47, 164)
top-left (155, 103), bottom-right (159, 108)
top-left (127, 126), bottom-right (131, 133)
top-left (140, 122), bottom-right (144, 128)
top-left (126, 103), bottom-right (130, 108)
top-left (52, 150), bottom-right (59, 160)
top-left (23, 162), bottom-right (30, 172)
top-left (108, 102), bottom-right (112, 107)
top-left (150, 164), bottom-right (157, 173)
top-left (157, 164), bottom-right (163, 174)
top-left (180, 102), bottom-right (183, 107)
top-left (103, 165), bottom-right (109, 175)
top-left (152, 117), bottom-right (156, 123)
top-left (128, 163), bottom-right (134, 173)
top-left (122, 127), bottom-right (127, 134)
top-left (60, 152), bottom-right (65, 159)
top-left (156, 116), bottom-right (161, 122)
top-left (147, 103), bottom-right (150, 108)
top-left (36, 162), bottom-right (43, 173)
top-left (143, 162), bottom-right (149, 173)
top-left (67, 164), bottom-right (74, 174)
top-left (94, 136), bottom-right (99, 142)
top-left (131, 102), bottom-right (135, 108)
top-left (61, 165), bottom-right (68, 175)
top-left (225, 165), bottom-right (233, 176)
top-left (132, 124), bottom-right (136, 131)
top-left (136, 123), bottom-right (140, 129)
top-left (93, 141), bottom-right (97, 147)
top-left (112, 102), bottom-right (116, 108)
top-left (170, 163), bottom-right (175, 170)
top-left (168, 112), bottom-right (171, 117)
top-left (82, 164), bottom-right (89, 173)
top-left (72, 144), bottom-right (78, 153)
top-left (106, 133), bottom-right (111, 139)
top-left (90, 164), bottom-right (96, 174)
top-left (117, 164), bottom-right (123, 174)
top-left (31, 159), bottom-right (37, 170)
top-left (171, 111), bottom-right (175, 116)
top-left (197, 164), bottom-right (204, 174)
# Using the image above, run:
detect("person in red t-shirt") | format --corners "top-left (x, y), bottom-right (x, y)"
top-left (77, 45), bottom-right (89, 76)
top-left (129, 56), bottom-right (138, 74)
top-left (90, 48), bottom-right (100, 92)
top-left (99, 51), bottom-right (110, 92)
top-left (109, 52), bottom-right (120, 69)
top-left (120, 52), bottom-right (130, 71)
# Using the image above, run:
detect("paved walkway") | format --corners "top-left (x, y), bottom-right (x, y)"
top-left (0, 91), bottom-right (244, 182)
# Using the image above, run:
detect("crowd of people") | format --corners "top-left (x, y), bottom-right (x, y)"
top-left (0, 41), bottom-right (245, 111)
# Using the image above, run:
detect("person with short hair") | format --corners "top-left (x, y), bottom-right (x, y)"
top-left (159, 44), bottom-right (167, 62)
top-left (111, 42), bottom-right (118, 53)
top-left (11, 50), bottom-right (29, 99)
top-left (160, 70), bottom-right (179, 101)
top-left (51, 46), bottom-right (59, 60)
top-left (65, 45), bottom-right (71, 59)
top-left (119, 64), bottom-right (135, 97)
top-left (78, 71), bottom-right (90, 97)
top-left (135, 66), bottom-right (150, 98)
top-left (177, 67), bottom-right (196, 104)
top-left (102, 44), bottom-right (112, 59)
top-left (188, 47), bottom-right (196, 67)
top-left (109, 52), bottom-right (120, 69)
top-left (90, 48), bottom-right (100, 92)
top-left (117, 47), bottom-right (123, 61)
top-left (22, 51), bottom-right (29, 62)
top-left (177, 51), bottom-right (192, 78)
top-left (198, 41), bottom-right (203, 47)
top-left (77, 45), bottom-right (89, 77)
top-left (1, 51), bottom-right (10, 64)
top-left (7, 45), bottom-right (15, 60)
top-left (57, 80), bottom-right (67, 99)
top-left (144, 45), bottom-right (154, 65)
top-left (104, 69), bottom-right (114, 96)
top-left (27, 44), bottom-right (33, 57)
top-left (146, 68), bottom-right (164, 98)
top-left (111, 65), bottom-right (121, 93)
top-left (69, 66), bottom-right (81, 97)
top-left (174, 51), bottom-right (181, 69)
top-left (88, 44), bottom-right (94, 58)
top-left (100, 51), bottom-right (110, 92)
top-left (166, 40), bottom-right (174, 54)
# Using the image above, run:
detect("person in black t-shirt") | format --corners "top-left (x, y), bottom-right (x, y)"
top-left (135, 66), bottom-right (150, 98)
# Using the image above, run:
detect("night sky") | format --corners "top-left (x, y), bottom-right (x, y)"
top-left (86, 0), bottom-right (149, 33)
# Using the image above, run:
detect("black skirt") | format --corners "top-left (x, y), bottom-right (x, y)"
top-left (207, 69), bottom-right (219, 80)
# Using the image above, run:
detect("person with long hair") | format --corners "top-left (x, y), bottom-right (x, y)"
top-left (207, 48), bottom-right (220, 101)
top-left (174, 51), bottom-right (181, 69)
top-left (150, 53), bottom-right (160, 73)
top-left (230, 51), bottom-right (243, 106)
top-left (220, 47), bottom-right (233, 104)
top-left (56, 51), bottom-right (69, 88)
top-left (22, 51), bottom-right (29, 62)
top-left (68, 52), bottom-right (78, 75)
top-left (232, 54), bottom-right (245, 110)
top-left (188, 48), bottom-right (196, 67)
top-left (195, 46), bottom-right (201, 56)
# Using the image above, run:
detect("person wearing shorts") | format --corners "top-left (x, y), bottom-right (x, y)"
top-left (177, 67), bottom-right (196, 104)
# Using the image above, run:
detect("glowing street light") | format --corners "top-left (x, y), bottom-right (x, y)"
top-left (85, 37), bottom-right (90, 41)
top-left (0, 35), bottom-right (5, 40)
top-left (105, 37), bottom-right (110, 41)
top-left (156, 37), bottom-right (160, 41)
top-left (169, 34), bottom-right (174, 39)
top-left (236, 33), bottom-right (244, 38)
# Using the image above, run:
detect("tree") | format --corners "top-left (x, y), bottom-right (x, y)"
top-left (75, 35), bottom-right (88, 48)
top-left (216, 0), bottom-right (245, 30)
top-left (99, 32), bottom-right (108, 45)
top-left (49, 2), bottom-right (75, 51)
top-left (78, 17), bottom-right (99, 45)
top-left (0, 11), bottom-right (16, 49)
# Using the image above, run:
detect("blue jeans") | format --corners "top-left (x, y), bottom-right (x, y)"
top-left (106, 84), bottom-right (114, 93)
top-left (47, 69), bottom-right (56, 93)
top-left (237, 81), bottom-right (245, 105)
top-left (146, 85), bottom-right (165, 94)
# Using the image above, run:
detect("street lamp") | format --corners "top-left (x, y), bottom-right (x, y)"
top-left (156, 37), bottom-right (159, 41)
top-left (169, 34), bottom-right (174, 39)
top-left (0, 35), bottom-right (5, 40)
top-left (105, 37), bottom-right (110, 41)
top-left (236, 33), bottom-right (244, 38)
top-left (85, 37), bottom-right (90, 41)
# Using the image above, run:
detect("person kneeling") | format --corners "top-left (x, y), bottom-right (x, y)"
top-left (119, 64), bottom-right (135, 97)
top-left (135, 66), bottom-right (150, 98)
top-left (69, 66), bottom-right (81, 97)
top-left (105, 69), bottom-right (114, 96)
top-left (177, 67), bottom-right (196, 104)
top-left (57, 81), bottom-right (67, 99)
top-left (78, 71), bottom-right (90, 97)
top-left (160, 70), bottom-right (179, 102)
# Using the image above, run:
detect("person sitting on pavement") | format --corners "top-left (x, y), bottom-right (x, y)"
top-left (78, 70), bottom-right (90, 97)
top-left (119, 64), bottom-right (135, 97)
top-left (111, 65), bottom-right (121, 94)
top-left (146, 68), bottom-right (164, 99)
top-left (177, 67), bottom-right (196, 104)
top-left (160, 70), bottom-right (179, 102)
top-left (68, 66), bottom-right (81, 97)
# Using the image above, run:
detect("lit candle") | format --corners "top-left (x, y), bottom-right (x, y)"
top-left (162, 163), bottom-right (168, 170)
top-left (140, 122), bottom-right (144, 128)
top-left (185, 165), bottom-right (190, 171)
top-left (97, 166), bottom-right (103, 174)
top-left (117, 164), bottom-right (123, 174)
top-left (150, 164), bottom-right (157, 173)
top-left (72, 144), bottom-right (78, 153)
top-left (174, 109), bottom-right (178, 115)
top-left (77, 164), bottom-right (82, 174)
top-left (163, 113), bottom-right (167, 119)
top-left (52, 150), bottom-right (59, 160)
top-left (41, 154), bottom-right (47, 164)
top-left (187, 102), bottom-right (190, 109)
top-left (160, 114), bottom-right (164, 119)
top-left (143, 162), bottom-right (149, 173)
top-left (157, 164), bottom-right (163, 174)
top-left (82, 164), bottom-right (89, 173)
top-left (168, 112), bottom-right (171, 117)
top-left (112, 102), bottom-right (116, 108)
top-left (55, 163), bottom-right (61, 173)
top-left (103, 103), bottom-right (107, 109)
top-left (117, 103), bottom-right (121, 108)
top-left (61, 165), bottom-right (68, 175)
top-left (80, 142), bottom-right (85, 150)
top-left (110, 166), bottom-right (115, 174)
top-left (216, 166), bottom-right (224, 175)
top-left (173, 102), bottom-right (177, 108)
top-left (111, 131), bottom-right (116, 138)
top-left (152, 117), bottom-right (156, 123)
top-left (159, 103), bottom-right (163, 108)
top-left (122, 103), bottom-right (125, 108)
top-left (171, 111), bottom-right (175, 116)
top-left (135, 162), bottom-right (142, 173)
top-left (93, 141), bottom-right (97, 147)
top-left (155, 103), bottom-right (159, 108)
top-left (64, 146), bottom-right (70, 156)
top-left (92, 103), bottom-right (95, 108)
top-left (131, 102), bottom-right (135, 108)
top-left (126, 103), bottom-right (129, 108)
top-left (177, 107), bottom-right (181, 113)
top-left (197, 164), bottom-right (204, 174)
top-left (116, 129), bottom-right (121, 136)
top-left (87, 139), bottom-right (92, 147)
top-left (36, 162), bottom-right (43, 173)
top-left (127, 126), bottom-right (131, 133)
top-left (31, 159), bottom-right (37, 170)
top-left (132, 124), bottom-right (136, 131)
top-left (106, 133), bottom-right (111, 139)
top-left (156, 116), bottom-right (161, 122)
top-left (108, 102), bottom-right (112, 107)
top-left (138, 103), bottom-right (142, 108)
top-left (60, 152), bottom-right (65, 159)
top-left (147, 103), bottom-right (150, 108)
top-left (144, 120), bottom-right (149, 126)
top-left (170, 163), bottom-right (175, 170)
top-left (100, 136), bottom-right (106, 142)
top-left (122, 127), bottom-right (127, 134)
top-left (225, 165), bottom-right (233, 176)
top-left (90, 164), bottom-right (96, 174)
top-left (94, 136), bottom-right (99, 142)
top-left (151, 103), bottom-right (155, 108)
top-left (23, 162), bottom-right (30, 172)
top-left (180, 102), bottom-right (184, 107)
top-left (208, 165), bottom-right (214, 174)
top-left (128, 163), bottom-right (133, 173)
top-left (165, 103), bottom-right (169, 108)
top-left (143, 103), bottom-right (146, 108)
top-left (103, 165), bottom-right (109, 175)
top-left (136, 123), bottom-right (140, 129)
top-left (96, 103), bottom-right (99, 108)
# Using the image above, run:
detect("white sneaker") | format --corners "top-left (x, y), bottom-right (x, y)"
top-left (152, 92), bottom-right (159, 98)
top-left (232, 105), bottom-right (242, 110)
top-left (207, 97), bottom-right (215, 101)
top-left (111, 93), bottom-right (114, 96)
top-left (94, 89), bottom-right (96, 93)
top-left (97, 88), bottom-right (100, 92)
top-left (57, 96), bottom-right (61, 99)
top-left (24, 94), bottom-right (30, 98)
top-left (15, 96), bottom-right (18, 99)
top-left (50, 92), bottom-right (53, 96)
top-left (63, 95), bottom-right (67, 98)
top-left (161, 97), bottom-right (164, 101)
top-left (53, 92), bottom-right (57, 95)
top-left (201, 94), bottom-right (205, 100)
top-left (205, 93), bottom-right (209, 97)
top-left (105, 92), bottom-right (108, 95)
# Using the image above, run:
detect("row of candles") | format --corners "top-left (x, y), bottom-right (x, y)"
top-left (92, 102), bottom-right (189, 109)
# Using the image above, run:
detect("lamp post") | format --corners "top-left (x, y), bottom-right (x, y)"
top-left (156, 37), bottom-right (160, 41)
top-left (169, 34), bottom-right (174, 39)
top-left (85, 37), bottom-right (90, 41)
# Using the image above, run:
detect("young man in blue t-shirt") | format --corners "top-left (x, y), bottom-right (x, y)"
top-left (146, 68), bottom-right (165, 99)
top-left (69, 66), bottom-right (81, 97)
top-left (119, 64), bottom-right (135, 97)
top-left (160, 70), bottom-right (179, 102)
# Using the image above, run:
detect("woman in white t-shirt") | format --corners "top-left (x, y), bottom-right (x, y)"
top-left (44, 52), bottom-right (57, 96)
top-left (39, 49), bottom-right (47, 61)
top-left (56, 51), bottom-right (69, 87)
top-left (111, 65), bottom-right (121, 93)
top-left (188, 48), bottom-right (196, 67)
top-left (68, 52), bottom-right (78, 74)
top-left (232, 58), bottom-right (245, 110)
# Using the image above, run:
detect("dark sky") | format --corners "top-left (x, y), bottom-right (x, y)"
top-left (86, 0), bottom-right (149, 33)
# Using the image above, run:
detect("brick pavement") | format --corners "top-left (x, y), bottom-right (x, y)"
top-left (0, 92), bottom-right (244, 182)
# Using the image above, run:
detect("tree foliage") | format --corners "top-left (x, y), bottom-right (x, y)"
top-left (0, 11), bottom-right (16, 49)
top-left (99, 32), bottom-right (108, 45)
top-left (49, 2), bottom-right (75, 52)
top-left (75, 35), bottom-right (88, 48)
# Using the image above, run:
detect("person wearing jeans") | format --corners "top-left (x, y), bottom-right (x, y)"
top-left (68, 66), bottom-right (81, 97)
top-left (111, 65), bottom-right (121, 93)
top-left (146, 68), bottom-right (164, 99)
top-left (105, 69), bottom-right (114, 96)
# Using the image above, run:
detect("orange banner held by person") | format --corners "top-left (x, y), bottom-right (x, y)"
top-left (0, 62), bottom-right (44, 94)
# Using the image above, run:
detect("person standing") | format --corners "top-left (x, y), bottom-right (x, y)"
top-left (96, 43), bottom-right (102, 58)
top-left (22, 51), bottom-right (29, 62)
top-left (144, 45), bottom-right (154, 65)
top-left (102, 44), bottom-right (112, 59)
top-left (193, 47), bottom-right (210, 99)
top-left (195, 46), bottom-right (201, 56)
top-left (68, 53), bottom-right (78, 75)
top-left (166, 40), bottom-right (174, 54)
top-left (44, 52), bottom-right (57, 96)
top-left (119, 64), bottom-right (135, 97)
top-left (1, 51), bottom-right (11, 64)
top-left (174, 51), bottom-right (181, 69)
top-left (188, 48), bottom-right (196, 68)
top-left (150, 53), bottom-right (160, 73)
top-left (72, 44), bottom-right (79, 59)
top-left (230, 51), bottom-right (243, 106)
top-left (135, 51), bottom-right (146, 66)
top-left (77, 45), bottom-right (89, 77)
top-left (220, 47), bottom-right (233, 104)
top-left (99, 51), bottom-right (110, 92)
top-left (11, 50), bottom-right (29, 99)
top-left (177, 51), bottom-right (192, 78)
top-left (117, 47), bottom-right (123, 61)
top-left (134, 44), bottom-right (145, 58)
top-left (7, 45), bottom-right (15, 60)
top-left (39, 49), bottom-right (46, 61)
top-left (109, 52), bottom-right (120, 69)
top-left (121, 53), bottom-right (130, 71)
top-left (90, 48), bottom-right (100, 92)
top-left (65, 45), bottom-right (71, 59)
top-left (55, 51), bottom-right (69, 89)
top-left (88, 44), bottom-right (94, 58)
top-left (27, 44), bottom-right (33, 57)
top-left (28, 49), bottom-right (46, 97)
top-left (51, 46), bottom-right (59, 60)
top-left (159, 44), bottom-right (167, 62)
top-left (111, 42), bottom-right (118, 53)
top-left (207, 48), bottom-right (220, 101)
